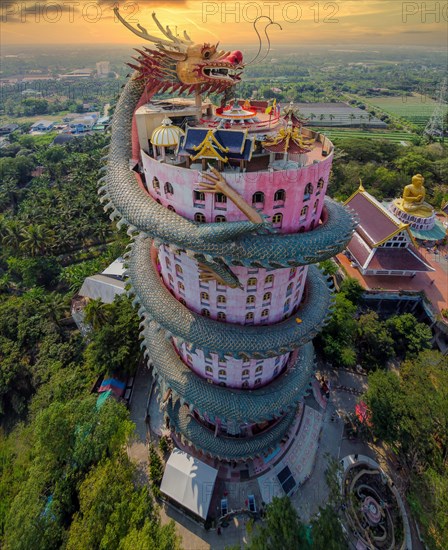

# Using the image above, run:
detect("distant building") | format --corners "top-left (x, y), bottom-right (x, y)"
top-left (96, 61), bottom-right (110, 77)
top-left (0, 123), bottom-right (19, 135)
top-left (30, 120), bottom-right (54, 132)
top-left (344, 185), bottom-right (433, 277)
top-left (69, 115), bottom-right (97, 133)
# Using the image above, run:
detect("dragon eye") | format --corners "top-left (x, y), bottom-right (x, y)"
top-left (203, 50), bottom-right (212, 59)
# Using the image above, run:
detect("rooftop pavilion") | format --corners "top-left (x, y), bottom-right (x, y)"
top-left (137, 97), bottom-right (333, 174)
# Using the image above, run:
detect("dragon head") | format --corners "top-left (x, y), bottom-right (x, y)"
top-left (115, 8), bottom-right (244, 95)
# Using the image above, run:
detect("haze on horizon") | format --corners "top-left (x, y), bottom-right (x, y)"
top-left (1, 0), bottom-right (447, 48)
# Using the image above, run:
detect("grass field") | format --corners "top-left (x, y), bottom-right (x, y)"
top-left (359, 94), bottom-right (447, 128)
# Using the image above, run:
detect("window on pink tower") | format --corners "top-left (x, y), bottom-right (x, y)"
top-left (175, 264), bottom-right (183, 276)
top-left (246, 295), bottom-right (256, 306)
top-left (247, 277), bottom-right (257, 289)
top-left (164, 182), bottom-right (174, 195)
top-left (261, 309), bottom-right (269, 319)
top-left (300, 205), bottom-right (309, 220)
top-left (194, 190), bottom-right (205, 202)
top-left (218, 369), bottom-right (226, 378)
top-left (168, 273), bottom-right (174, 286)
top-left (167, 205), bottom-right (176, 212)
top-left (205, 365), bottom-right (213, 373)
top-left (252, 191), bottom-right (265, 206)
top-left (272, 213), bottom-right (283, 228)
top-left (200, 292), bottom-right (209, 303)
top-left (215, 215), bottom-right (226, 222)
top-left (255, 365), bottom-right (263, 374)
top-left (313, 199), bottom-right (319, 214)
top-left (274, 189), bottom-right (285, 204)
top-left (304, 182), bottom-right (313, 200)
top-left (265, 274), bottom-right (274, 287)
top-left (242, 369), bottom-right (250, 379)
top-left (284, 299), bottom-right (291, 313)
top-left (201, 308), bottom-right (210, 317)
top-left (153, 176), bottom-right (160, 192)
top-left (242, 380), bottom-right (249, 388)
top-left (289, 267), bottom-right (297, 279)
top-left (215, 193), bottom-right (227, 206)
top-left (254, 378), bottom-right (261, 386)
top-left (217, 312), bottom-right (226, 321)
top-left (217, 294), bottom-right (226, 304)
top-left (178, 281), bottom-right (185, 293)
top-left (246, 312), bottom-right (254, 323)
top-left (286, 282), bottom-right (293, 297)
top-left (194, 212), bottom-right (206, 223)
top-left (165, 257), bottom-right (171, 269)
top-left (317, 178), bottom-right (324, 194)
top-left (263, 292), bottom-right (272, 304)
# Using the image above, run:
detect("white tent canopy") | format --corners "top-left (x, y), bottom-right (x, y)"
top-left (160, 449), bottom-right (218, 520)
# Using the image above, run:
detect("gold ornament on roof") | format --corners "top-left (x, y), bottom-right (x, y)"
top-left (262, 125), bottom-right (314, 153)
top-left (190, 129), bottom-right (229, 162)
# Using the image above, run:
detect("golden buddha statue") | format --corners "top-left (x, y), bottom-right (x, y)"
top-left (395, 174), bottom-right (433, 218)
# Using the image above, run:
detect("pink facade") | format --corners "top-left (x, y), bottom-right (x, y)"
top-left (142, 150), bottom-right (332, 233)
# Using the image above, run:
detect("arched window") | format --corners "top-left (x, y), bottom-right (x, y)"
top-left (261, 309), bottom-right (269, 318)
top-left (300, 205), bottom-right (309, 219)
top-left (272, 213), bottom-right (283, 228)
top-left (247, 295), bottom-right (256, 305)
top-left (218, 369), bottom-right (226, 377)
top-left (252, 191), bottom-right (265, 205)
top-left (289, 267), bottom-right (297, 279)
top-left (246, 312), bottom-right (254, 321)
top-left (247, 277), bottom-right (257, 288)
top-left (153, 176), bottom-right (160, 190)
top-left (168, 274), bottom-right (174, 284)
top-left (217, 312), bottom-right (226, 321)
top-left (175, 264), bottom-right (183, 275)
top-left (194, 212), bottom-right (206, 223)
top-left (242, 369), bottom-right (250, 377)
top-left (201, 308), bottom-right (210, 317)
top-left (286, 282), bottom-right (293, 296)
top-left (215, 193), bottom-right (227, 204)
top-left (165, 257), bottom-right (171, 268)
top-left (205, 365), bottom-right (213, 373)
top-left (242, 380), bottom-right (249, 388)
top-left (304, 182), bottom-right (313, 199)
top-left (317, 178), bottom-right (324, 193)
top-left (164, 182), bottom-right (174, 195)
top-left (254, 378), bottom-right (261, 386)
top-left (313, 199), bottom-right (319, 214)
top-left (178, 281), bottom-right (185, 292)
top-left (265, 274), bottom-right (274, 286)
top-left (167, 205), bottom-right (176, 212)
top-left (255, 365), bottom-right (263, 374)
top-left (263, 292), bottom-right (272, 302)
top-left (274, 189), bottom-right (285, 202)
top-left (200, 292), bottom-right (209, 302)
top-left (217, 295), bottom-right (226, 304)
top-left (215, 215), bottom-right (226, 222)
top-left (284, 299), bottom-right (291, 312)
top-left (194, 190), bottom-right (205, 201)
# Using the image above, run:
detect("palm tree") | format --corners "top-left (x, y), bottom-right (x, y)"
top-left (349, 113), bottom-right (356, 127)
top-left (84, 298), bottom-right (111, 330)
top-left (309, 113), bottom-right (317, 123)
top-left (329, 114), bottom-right (335, 125)
top-left (1, 220), bottom-right (22, 250)
top-left (20, 225), bottom-right (55, 257)
top-left (319, 114), bottom-right (326, 122)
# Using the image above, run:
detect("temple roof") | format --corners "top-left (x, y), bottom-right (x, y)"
top-left (151, 117), bottom-right (185, 147)
top-left (282, 102), bottom-right (308, 127)
top-left (177, 127), bottom-right (254, 162)
top-left (345, 187), bottom-right (413, 246)
top-left (366, 247), bottom-right (433, 272)
top-left (262, 126), bottom-right (314, 154)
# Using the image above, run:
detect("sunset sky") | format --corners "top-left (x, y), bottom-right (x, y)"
top-left (1, 0), bottom-right (447, 47)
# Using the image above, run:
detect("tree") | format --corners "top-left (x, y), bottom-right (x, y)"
top-left (20, 225), bottom-right (55, 257)
top-left (83, 298), bottom-right (111, 330)
top-left (357, 311), bottom-right (394, 369)
top-left (385, 313), bottom-right (432, 358)
top-left (320, 292), bottom-right (357, 367)
top-left (311, 506), bottom-right (346, 550)
top-left (339, 277), bottom-right (364, 304)
top-left (246, 496), bottom-right (311, 550)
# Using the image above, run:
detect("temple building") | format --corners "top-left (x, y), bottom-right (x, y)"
top-left (344, 184), bottom-right (433, 277)
top-left (102, 8), bottom-right (355, 521)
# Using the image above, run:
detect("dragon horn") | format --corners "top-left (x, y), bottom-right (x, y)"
top-left (114, 7), bottom-right (181, 49)
top-left (152, 12), bottom-right (192, 46)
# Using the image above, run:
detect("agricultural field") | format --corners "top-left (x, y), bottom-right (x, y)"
top-left (359, 94), bottom-right (447, 128)
top-left (316, 128), bottom-right (415, 145)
